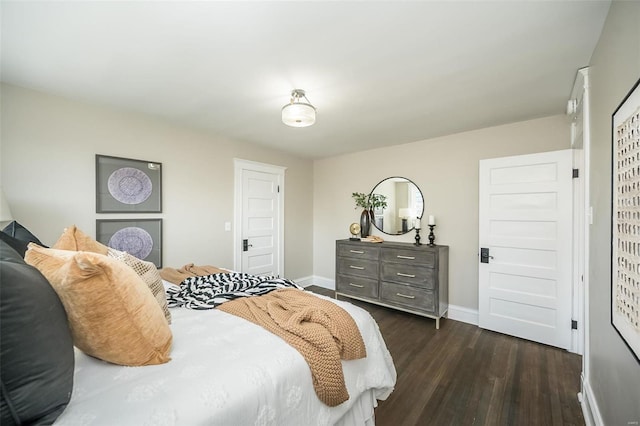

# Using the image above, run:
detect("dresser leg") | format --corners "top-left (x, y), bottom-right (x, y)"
top-left (435, 317), bottom-right (440, 329)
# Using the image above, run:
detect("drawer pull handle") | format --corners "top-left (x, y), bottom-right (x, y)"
top-left (349, 265), bottom-right (365, 270)
top-left (396, 272), bottom-right (416, 278)
top-left (349, 250), bottom-right (365, 254)
top-left (396, 293), bottom-right (416, 299)
top-left (349, 283), bottom-right (364, 288)
top-left (397, 255), bottom-right (415, 260)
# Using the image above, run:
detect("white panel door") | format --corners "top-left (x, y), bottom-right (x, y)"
top-left (479, 150), bottom-right (573, 350)
top-left (241, 169), bottom-right (279, 276)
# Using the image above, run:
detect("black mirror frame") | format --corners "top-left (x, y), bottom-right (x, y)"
top-left (369, 176), bottom-right (424, 236)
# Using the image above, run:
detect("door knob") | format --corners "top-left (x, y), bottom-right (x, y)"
top-left (480, 247), bottom-right (493, 263)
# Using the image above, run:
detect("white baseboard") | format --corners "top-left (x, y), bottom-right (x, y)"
top-left (447, 304), bottom-right (479, 326)
top-left (292, 276), bottom-right (314, 288)
top-left (579, 374), bottom-right (604, 426)
top-left (294, 275), bottom-right (335, 290)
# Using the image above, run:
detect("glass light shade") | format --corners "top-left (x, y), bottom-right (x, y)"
top-left (282, 102), bottom-right (316, 127)
top-left (398, 208), bottom-right (414, 219)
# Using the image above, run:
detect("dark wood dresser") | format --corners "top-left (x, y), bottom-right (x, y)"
top-left (335, 239), bottom-right (449, 328)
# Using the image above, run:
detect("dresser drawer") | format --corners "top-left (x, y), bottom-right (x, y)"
top-left (380, 262), bottom-right (435, 289)
top-left (380, 281), bottom-right (435, 313)
top-left (380, 247), bottom-right (435, 267)
top-left (335, 240), bottom-right (448, 328)
top-left (337, 257), bottom-right (379, 279)
top-left (336, 274), bottom-right (379, 299)
top-left (337, 243), bottom-right (380, 261)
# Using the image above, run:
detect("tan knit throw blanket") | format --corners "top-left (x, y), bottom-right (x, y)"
top-left (159, 264), bottom-right (228, 285)
top-left (218, 288), bottom-right (366, 406)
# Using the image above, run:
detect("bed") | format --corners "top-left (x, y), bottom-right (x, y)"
top-left (0, 223), bottom-right (396, 426)
top-left (55, 292), bottom-right (396, 426)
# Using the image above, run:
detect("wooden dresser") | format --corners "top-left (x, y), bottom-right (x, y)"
top-left (335, 239), bottom-right (449, 328)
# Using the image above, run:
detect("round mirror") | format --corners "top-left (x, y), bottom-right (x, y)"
top-left (370, 177), bottom-right (424, 235)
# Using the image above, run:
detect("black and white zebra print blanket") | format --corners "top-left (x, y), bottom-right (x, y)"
top-left (165, 272), bottom-right (302, 310)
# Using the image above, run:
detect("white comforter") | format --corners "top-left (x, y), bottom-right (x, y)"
top-left (54, 293), bottom-right (396, 426)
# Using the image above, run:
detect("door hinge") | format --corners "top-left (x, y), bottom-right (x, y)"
top-left (277, 185), bottom-right (280, 193)
top-left (572, 168), bottom-right (579, 178)
top-left (571, 320), bottom-right (578, 330)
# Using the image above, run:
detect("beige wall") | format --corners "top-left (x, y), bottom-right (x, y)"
top-left (0, 84), bottom-right (314, 280)
top-left (5, 10), bottom-right (639, 418)
top-left (587, 1), bottom-right (640, 424)
top-left (313, 115), bottom-right (569, 311)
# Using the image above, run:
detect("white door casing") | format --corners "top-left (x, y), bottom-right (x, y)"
top-left (569, 66), bottom-right (589, 356)
top-left (233, 159), bottom-right (285, 276)
top-left (569, 67), bottom-right (592, 405)
top-left (479, 149), bottom-right (573, 350)
top-left (571, 147), bottom-right (585, 355)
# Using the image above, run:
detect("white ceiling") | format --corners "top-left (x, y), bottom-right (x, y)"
top-left (1, 1), bottom-right (610, 159)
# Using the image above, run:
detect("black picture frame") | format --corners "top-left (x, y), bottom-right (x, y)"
top-left (611, 76), bottom-right (640, 364)
top-left (96, 154), bottom-right (162, 213)
top-left (96, 219), bottom-right (162, 268)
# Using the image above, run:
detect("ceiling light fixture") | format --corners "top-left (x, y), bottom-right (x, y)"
top-left (282, 89), bottom-right (316, 127)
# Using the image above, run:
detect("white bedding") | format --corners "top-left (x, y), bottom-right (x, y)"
top-left (54, 292), bottom-right (396, 426)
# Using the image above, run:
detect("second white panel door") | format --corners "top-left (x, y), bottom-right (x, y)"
top-left (478, 149), bottom-right (573, 350)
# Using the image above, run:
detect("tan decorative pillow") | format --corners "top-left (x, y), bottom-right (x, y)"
top-left (24, 244), bottom-right (172, 366)
top-left (107, 248), bottom-right (171, 324)
top-left (52, 225), bottom-right (108, 255)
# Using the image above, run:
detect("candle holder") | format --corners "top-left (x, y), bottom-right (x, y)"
top-left (428, 225), bottom-right (436, 246)
top-left (414, 228), bottom-right (421, 246)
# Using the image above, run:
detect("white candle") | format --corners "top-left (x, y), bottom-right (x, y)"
top-left (415, 218), bottom-right (421, 229)
top-left (428, 215), bottom-right (435, 225)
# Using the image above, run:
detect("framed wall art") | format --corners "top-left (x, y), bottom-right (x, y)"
top-left (96, 219), bottom-right (162, 268)
top-left (611, 77), bottom-right (640, 363)
top-left (96, 154), bottom-right (162, 213)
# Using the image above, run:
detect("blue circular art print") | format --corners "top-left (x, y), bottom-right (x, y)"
top-left (109, 227), bottom-right (153, 260)
top-left (107, 167), bottom-right (152, 205)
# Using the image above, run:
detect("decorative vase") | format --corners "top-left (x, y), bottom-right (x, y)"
top-left (360, 209), bottom-right (371, 238)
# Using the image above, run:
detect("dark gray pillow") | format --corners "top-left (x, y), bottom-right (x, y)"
top-left (0, 231), bottom-right (29, 257)
top-left (1, 221), bottom-right (46, 248)
top-left (0, 239), bottom-right (74, 425)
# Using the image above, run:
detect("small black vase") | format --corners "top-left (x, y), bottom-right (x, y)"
top-left (360, 209), bottom-right (371, 238)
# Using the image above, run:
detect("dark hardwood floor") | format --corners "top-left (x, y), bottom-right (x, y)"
top-left (306, 286), bottom-right (585, 426)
